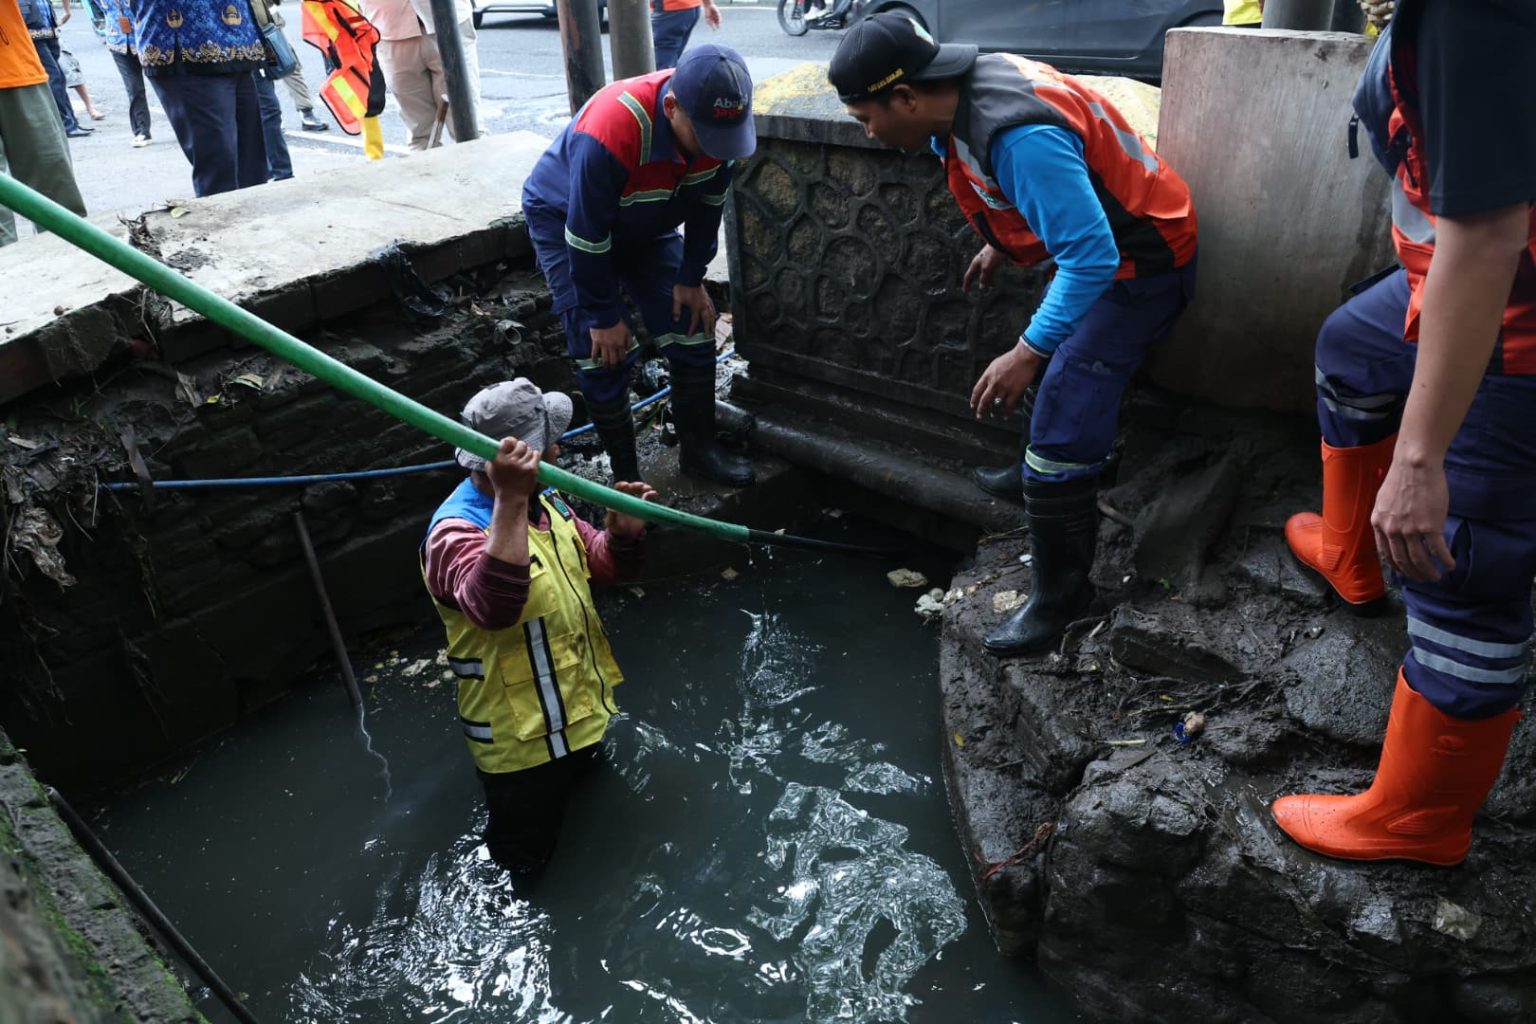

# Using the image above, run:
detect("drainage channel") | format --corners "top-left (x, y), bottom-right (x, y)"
top-left (84, 515), bottom-right (1079, 1024)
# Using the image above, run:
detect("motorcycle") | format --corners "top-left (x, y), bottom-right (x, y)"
top-left (777, 0), bottom-right (855, 36)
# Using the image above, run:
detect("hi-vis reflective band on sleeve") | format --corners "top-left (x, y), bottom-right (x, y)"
top-left (564, 226), bottom-right (613, 254)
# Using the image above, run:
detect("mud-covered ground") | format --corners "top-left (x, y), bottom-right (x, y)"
top-left (936, 396), bottom-right (1536, 1024)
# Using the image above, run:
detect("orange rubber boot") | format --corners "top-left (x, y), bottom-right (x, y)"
top-left (1271, 671), bottom-right (1521, 866)
top-left (1285, 434), bottom-right (1396, 607)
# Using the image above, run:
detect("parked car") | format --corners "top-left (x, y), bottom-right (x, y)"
top-left (847, 0), bottom-right (1221, 81)
top-left (471, 0), bottom-right (607, 29)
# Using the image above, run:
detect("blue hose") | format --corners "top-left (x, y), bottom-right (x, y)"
top-left (100, 353), bottom-right (726, 492)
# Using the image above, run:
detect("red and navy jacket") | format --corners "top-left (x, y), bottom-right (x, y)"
top-left (521, 70), bottom-right (733, 325)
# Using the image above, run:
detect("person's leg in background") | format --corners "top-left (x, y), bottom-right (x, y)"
top-left (624, 231), bottom-right (754, 487)
top-left (1285, 269), bottom-right (1415, 609)
top-left (0, 80), bottom-right (87, 246)
top-left (417, 25), bottom-right (480, 144)
top-left (254, 72), bottom-right (292, 181)
top-left (1273, 372), bottom-right (1536, 865)
top-left (376, 36), bottom-right (438, 150)
top-left (271, 7), bottom-right (329, 131)
top-left (150, 72), bottom-right (241, 196)
top-left (111, 50), bottom-right (151, 143)
top-left (985, 261), bottom-right (1195, 656)
top-left (233, 71), bottom-right (271, 189)
top-left (523, 205), bottom-right (643, 482)
top-left (650, 7), bottom-right (699, 70)
top-left (34, 36), bottom-right (86, 135)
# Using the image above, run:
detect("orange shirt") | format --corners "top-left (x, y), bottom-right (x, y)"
top-left (0, 0), bottom-right (47, 89)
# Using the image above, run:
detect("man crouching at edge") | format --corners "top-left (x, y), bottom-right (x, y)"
top-left (421, 379), bottom-right (657, 875)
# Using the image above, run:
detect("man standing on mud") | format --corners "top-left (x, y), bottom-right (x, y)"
top-left (829, 14), bottom-right (1198, 656)
top-left (1272, 0), bottom-right (1536, 866)
top-left (521, 44), bottom-right (756, 489)
top-left (422, 380), bottom-right (655, 874)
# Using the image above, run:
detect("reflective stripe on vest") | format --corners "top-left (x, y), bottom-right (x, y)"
top-left (424, 487), bottom-right (623, 774)
top-left (945, 54), bottom-right (1198, 280)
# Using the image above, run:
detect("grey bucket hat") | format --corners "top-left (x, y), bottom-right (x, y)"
top-left (454, 380), bottom-right (574, 471)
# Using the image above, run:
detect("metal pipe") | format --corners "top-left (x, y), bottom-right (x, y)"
top-left (556, 0), bottom-right (606, 114)
top-left (293, 512), bottom-right (365, 708)
top-left (607, 0), bottom-right (654, 79)
top-left (1261, 0), bottom-right (1336, 29)
top-left (45, 788), bottom-right (264, 1024)
top-left (428, 0), bottom-right (480, 142)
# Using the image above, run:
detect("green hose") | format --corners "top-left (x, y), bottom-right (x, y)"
top-left (0, 176), bottom-right (900, 554)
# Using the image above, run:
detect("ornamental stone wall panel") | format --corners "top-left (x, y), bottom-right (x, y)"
top-left (727, 65), bottom-right (1048, 423)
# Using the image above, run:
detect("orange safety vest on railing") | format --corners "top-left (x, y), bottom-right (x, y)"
top-left (301, 0), bottom-right (386, 136)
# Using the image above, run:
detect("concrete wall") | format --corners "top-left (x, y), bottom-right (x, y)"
top-left (1148, 28), bottom-right (1396, 414)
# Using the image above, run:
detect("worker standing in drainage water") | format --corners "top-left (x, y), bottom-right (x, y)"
top-left (421, 379), bottom-right (657, 875)
top-left (829, 13), bottom-right (1199, 657)
top-left (521, 44), bottom-right (758, 490)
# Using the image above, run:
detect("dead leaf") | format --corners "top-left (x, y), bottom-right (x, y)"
top-left (5, 436), bottom-right (42, 450)
top-left (721, 567), bottom-right (739, 581)
top-left (886, 568), bottom-right (929, 589)
top-left (229, 372), bottom-right (265, 390)
top-left (170, 206), bottom-right (191, 218)
top-left (952, 733), bottom-right (966, 748)
top-left (174, 371), bottom-right (203, 406)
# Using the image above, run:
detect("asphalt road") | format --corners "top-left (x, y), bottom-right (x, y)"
top-left (37, 3), bottom-right (842, 230)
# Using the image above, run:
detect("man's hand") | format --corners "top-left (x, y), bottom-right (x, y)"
top-left (963, 244), bottom-right (1007, 294)
top-left (702, 0), bottom-right (722, 29)
top-left (606, 480), bottom-right (658, 539)
top-left (485, 437), bottom-right (542, 498)
top-left (590, 320), bottom-right (632, 370)
top-left (673, 283), bottom-right (716, 337)
top-left (1358, 0), bottom-right (1393, 29)
top-left (971, 343), bottom-right (1044, 419)
top-left (1371, 456), bottom-right (1454, 582)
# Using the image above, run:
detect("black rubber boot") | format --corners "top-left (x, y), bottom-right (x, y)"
top-left (984, 474), bottom-right (1099, 656)
top-left (970, 386), bottom-right (1037, 505)
top-left (670, 363), bottom-right (755, 487)
top-left (589, 398), bottom-right (640, 484)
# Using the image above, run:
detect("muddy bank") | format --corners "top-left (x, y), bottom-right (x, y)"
top-left (938, 397), bottom-right (1536, 1023)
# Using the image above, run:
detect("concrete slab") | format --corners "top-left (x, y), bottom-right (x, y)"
top-left (0, 131), bottom-right (551, 406)
top-left (1149, 28), bottom-right (1396, 414)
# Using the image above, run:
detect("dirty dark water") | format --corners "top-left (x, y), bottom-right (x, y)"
top-left (90, 521), bottom-right (1081, 1024)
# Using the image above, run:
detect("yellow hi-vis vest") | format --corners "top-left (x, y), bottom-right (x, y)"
top-left (423, 482), bottom-right (623, 774)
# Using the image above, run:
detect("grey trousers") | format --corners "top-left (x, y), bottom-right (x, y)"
top-left (0, 82), bottom-right (87, 247)
top-left (271, 8), bottom-right (317, 113)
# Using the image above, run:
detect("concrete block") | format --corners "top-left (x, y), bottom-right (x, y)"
top-left (1149, 28), bottom-right (1396, 414)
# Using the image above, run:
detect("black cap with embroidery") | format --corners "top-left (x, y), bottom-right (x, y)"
top-left (828, 12), bottom-right (978, 104)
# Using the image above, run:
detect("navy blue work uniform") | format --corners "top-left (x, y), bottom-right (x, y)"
top-left (1316, 0), bottom-right (1536, 718)
top-left (520, 68), bottom-right (731, 408)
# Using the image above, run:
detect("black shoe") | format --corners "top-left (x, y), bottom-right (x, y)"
top-left (972, 463), bottom-right (1024, 504)
top-left (983, 475), bottom-right (1099, 656)
top-left (970, 385), bottom-right (1035, 504)
top-left (671, 363), bottom-right (754, 487)
top-left (65, 125), bottom-right (93, 138)
top-left (300, 110), bottom-right (330, 132)
top-left (588, 398), bottom-right (641, 484)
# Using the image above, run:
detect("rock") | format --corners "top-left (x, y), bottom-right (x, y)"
top-left (1130, 443), bottom-right (1246, 592)
top-left (1231, 531), bottom-right (1330, 608)
top-left (1280, 611), bottom-right (1406, 747)
top-left (1107, 603), bottom-right (1242, 683)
